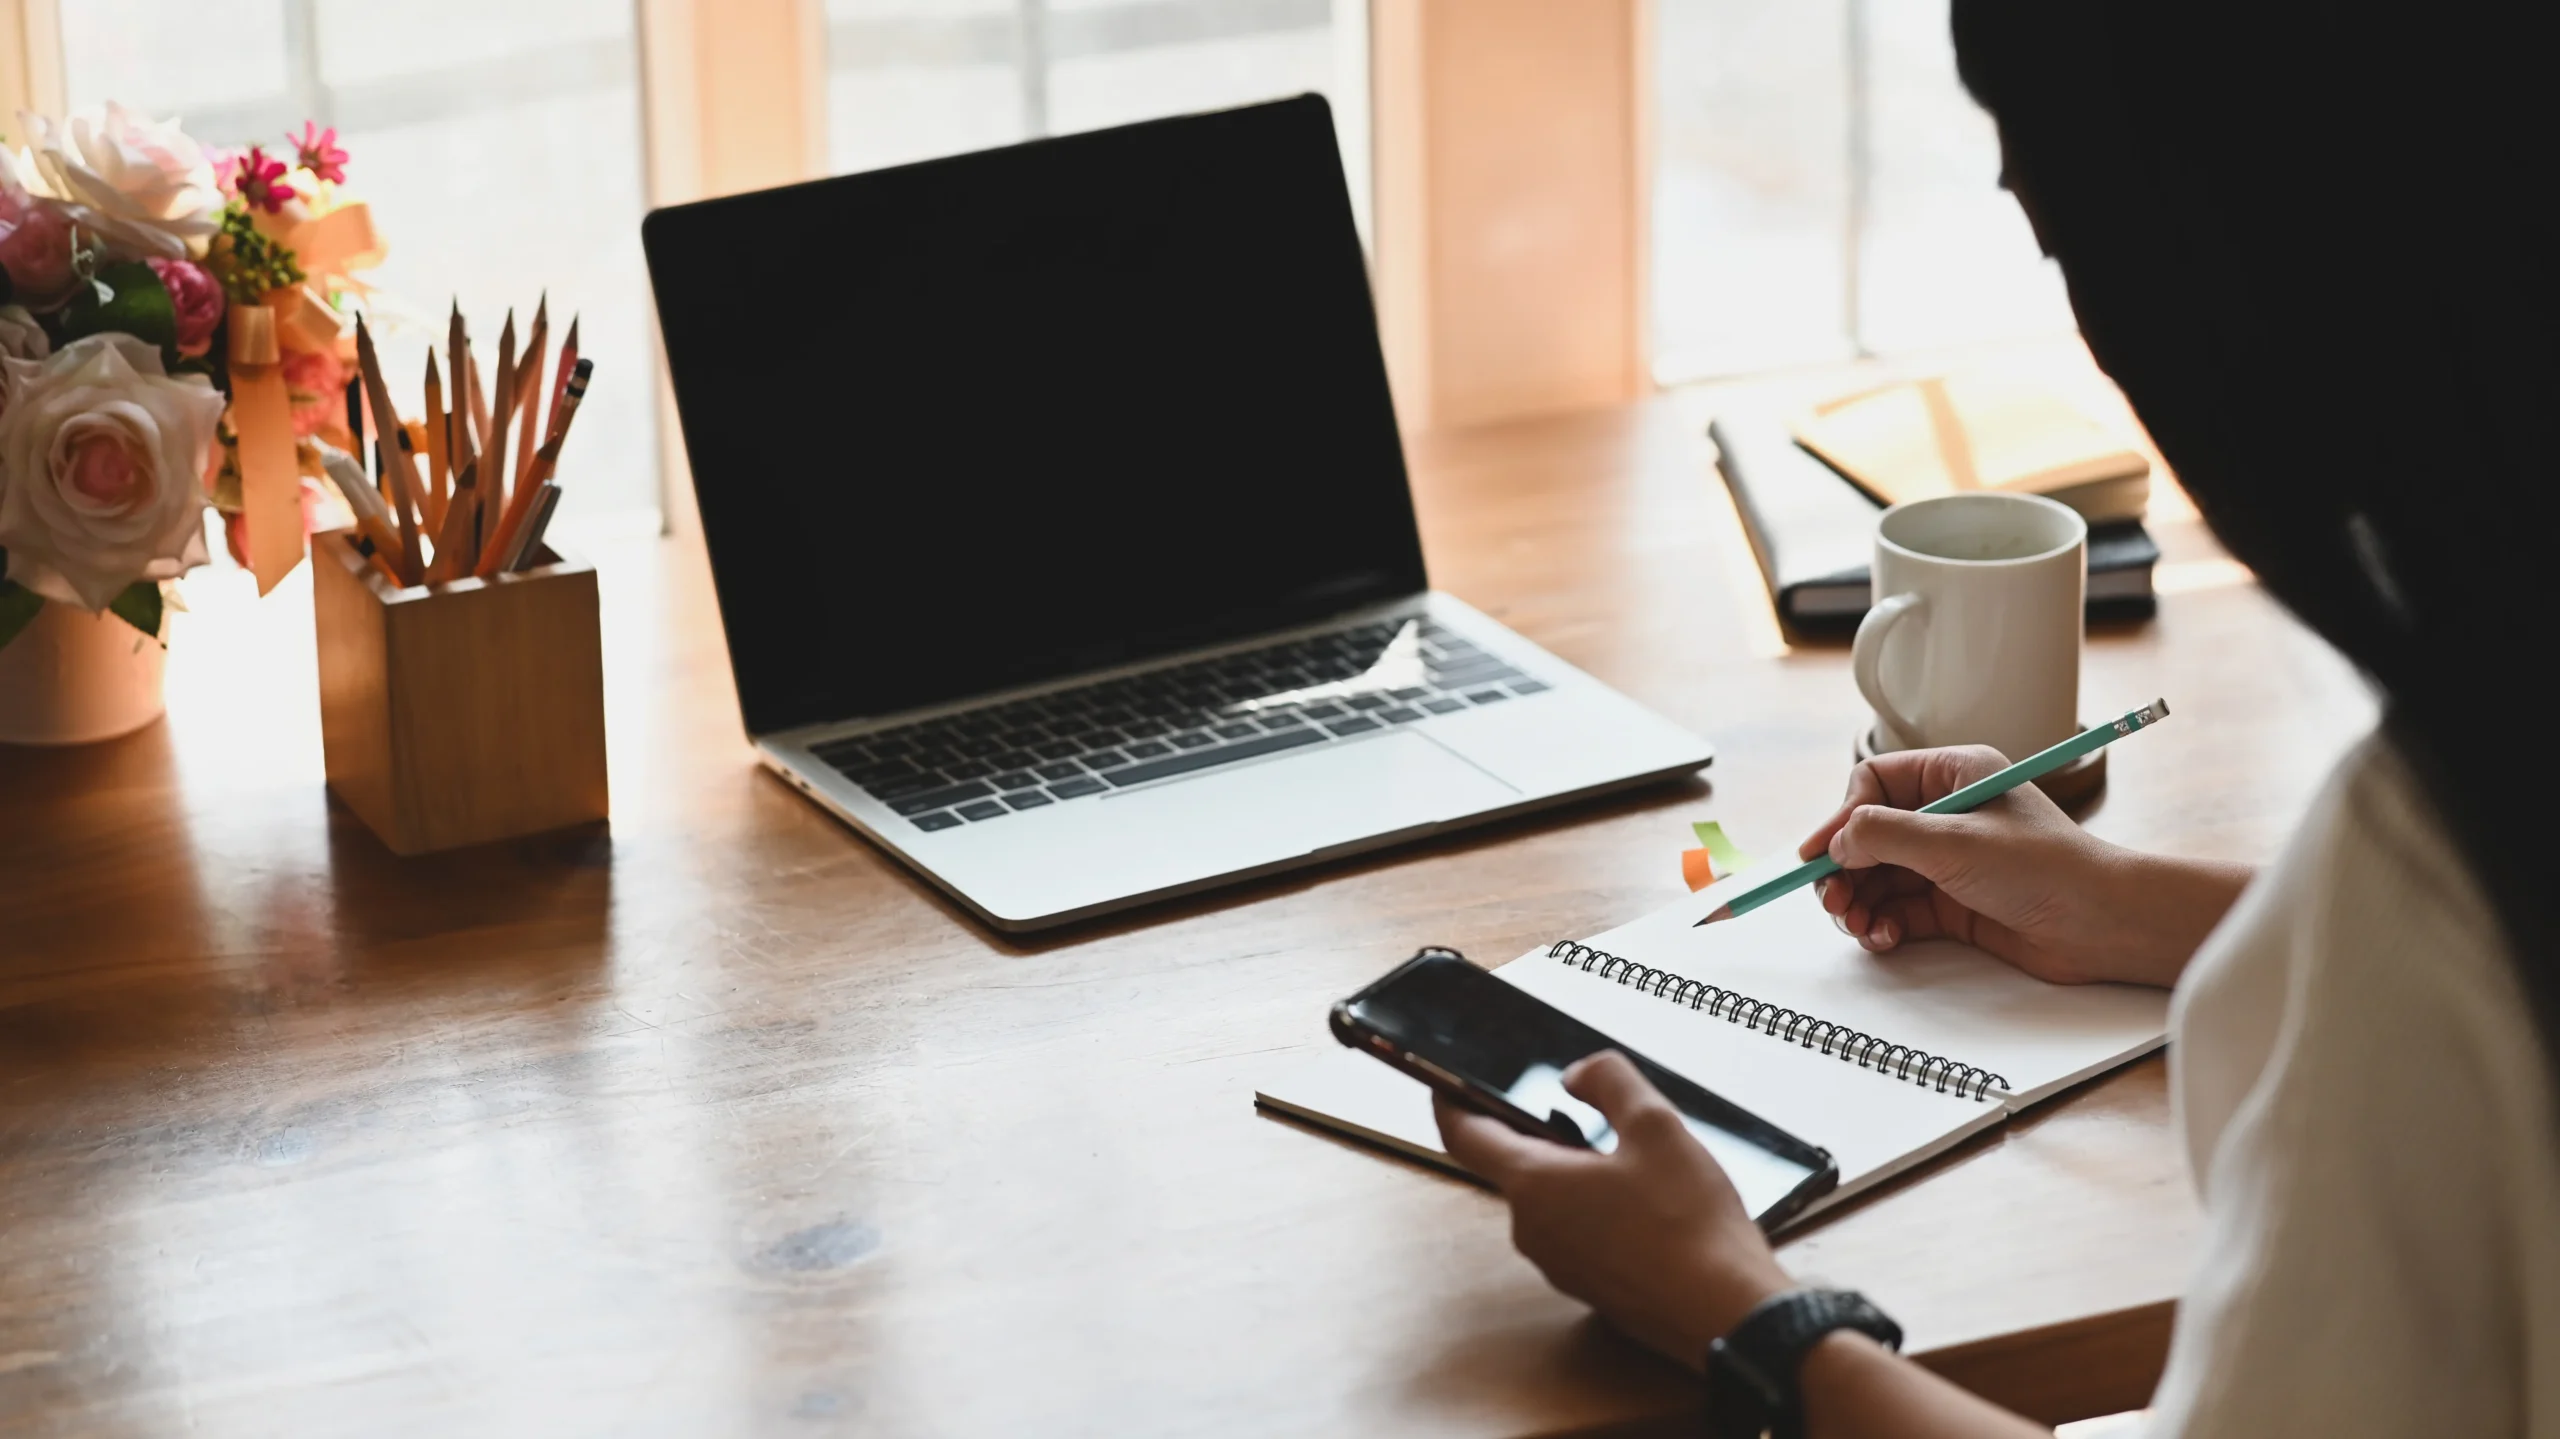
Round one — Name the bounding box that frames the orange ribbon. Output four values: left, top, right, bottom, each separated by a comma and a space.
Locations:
265, 281, 349, 356
287, 202, 386, 279
226, 306, 304, 595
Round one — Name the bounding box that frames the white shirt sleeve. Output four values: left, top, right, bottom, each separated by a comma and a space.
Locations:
2149, 743, 2560, 1437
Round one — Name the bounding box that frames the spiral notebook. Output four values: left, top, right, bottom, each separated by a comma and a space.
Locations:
1255, 880, 2170, 1223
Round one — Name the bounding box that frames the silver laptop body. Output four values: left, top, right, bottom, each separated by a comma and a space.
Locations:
760, 590, 1708, 929
645, 96, 1711, 931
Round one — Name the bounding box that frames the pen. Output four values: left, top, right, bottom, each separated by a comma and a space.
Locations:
1696, 698, 2173, 926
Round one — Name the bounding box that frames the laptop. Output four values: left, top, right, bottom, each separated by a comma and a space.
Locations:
641, 95, 1712, 931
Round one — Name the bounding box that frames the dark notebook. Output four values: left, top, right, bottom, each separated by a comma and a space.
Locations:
1709, 408, 2159, 632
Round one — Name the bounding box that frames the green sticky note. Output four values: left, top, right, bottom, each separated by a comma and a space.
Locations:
1691, 821, 1752, 874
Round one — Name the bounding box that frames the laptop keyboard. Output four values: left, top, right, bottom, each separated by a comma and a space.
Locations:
805, 617, 1554, 831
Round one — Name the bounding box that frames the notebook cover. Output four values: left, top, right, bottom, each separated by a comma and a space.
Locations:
1789, 374, 2151, 522
1710, 408, 2159, 634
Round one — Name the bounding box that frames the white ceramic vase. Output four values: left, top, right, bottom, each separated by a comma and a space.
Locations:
0, 600, 168, 746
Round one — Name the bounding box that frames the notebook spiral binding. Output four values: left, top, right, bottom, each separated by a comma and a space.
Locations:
1548, 940, 2011, 1101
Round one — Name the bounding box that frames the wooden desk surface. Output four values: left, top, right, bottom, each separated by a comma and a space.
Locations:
1, 372, 2371, 1436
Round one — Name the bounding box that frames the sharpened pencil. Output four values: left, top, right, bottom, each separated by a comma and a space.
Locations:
1695, 699, 2174, 926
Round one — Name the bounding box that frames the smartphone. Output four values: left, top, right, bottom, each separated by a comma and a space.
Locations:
1332, 948, 1839, 1228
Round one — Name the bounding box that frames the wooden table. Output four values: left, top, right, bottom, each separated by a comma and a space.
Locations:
0, 366, 2372, 1436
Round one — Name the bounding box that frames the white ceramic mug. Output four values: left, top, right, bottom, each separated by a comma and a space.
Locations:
1852, 492, 2086, 763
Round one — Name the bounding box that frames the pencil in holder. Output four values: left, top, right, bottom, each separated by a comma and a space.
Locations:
313, 528, 609, 855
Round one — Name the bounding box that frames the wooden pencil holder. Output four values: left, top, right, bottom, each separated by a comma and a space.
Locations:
313, 529, 609, 855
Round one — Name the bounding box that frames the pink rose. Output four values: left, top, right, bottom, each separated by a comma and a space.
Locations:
0, 333, 226, 609
145, 257, 224, 358
0, 183, 81, 312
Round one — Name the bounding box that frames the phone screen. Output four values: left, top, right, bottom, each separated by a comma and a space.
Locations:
1336, 951, 1833, 1224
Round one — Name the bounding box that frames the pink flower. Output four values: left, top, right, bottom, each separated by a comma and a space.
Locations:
0, 155, 82, 311
290, 122, 348, 186
0, 333, 226, 610
145, 257, 224, 358
64, 425, 146, 510
281, 346, 351, 440
229, 146, 295, 215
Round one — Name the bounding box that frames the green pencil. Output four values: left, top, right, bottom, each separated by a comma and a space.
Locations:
1695, 698, 2172, 926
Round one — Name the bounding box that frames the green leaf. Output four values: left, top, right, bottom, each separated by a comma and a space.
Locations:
107, 580, 163, 640
60, 260, 178, 353
0, 578, 42, 652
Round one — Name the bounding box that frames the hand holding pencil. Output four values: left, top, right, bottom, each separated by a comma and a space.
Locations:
1782, 735, 2254, 991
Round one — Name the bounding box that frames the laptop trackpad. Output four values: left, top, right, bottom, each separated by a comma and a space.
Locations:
1091, 732, 1511, 875
939, 734, 1516, 921
1125, 729, 1509, 841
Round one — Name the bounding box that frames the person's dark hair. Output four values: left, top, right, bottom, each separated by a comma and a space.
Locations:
1950, 2, 2560, 1078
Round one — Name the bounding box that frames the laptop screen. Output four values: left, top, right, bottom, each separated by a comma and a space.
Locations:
644, 96, 1426, 737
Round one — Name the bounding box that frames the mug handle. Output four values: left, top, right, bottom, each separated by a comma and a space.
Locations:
1852, 591, 1926, 750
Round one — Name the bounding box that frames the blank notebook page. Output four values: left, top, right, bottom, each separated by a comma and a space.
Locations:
1495, 952, 2006, 1202
1256, 884, 2170, 1218
1575, 884, 2170, 1106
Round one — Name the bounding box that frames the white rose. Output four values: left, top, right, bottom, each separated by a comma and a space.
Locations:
0, 353, 38, 434
0, 302, 45, 424
17, 104, 222, 260
0, 304, 48, 362
0, 332, 224, 610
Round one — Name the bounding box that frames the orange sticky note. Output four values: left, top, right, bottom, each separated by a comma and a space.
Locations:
1681, 847, 1719, 891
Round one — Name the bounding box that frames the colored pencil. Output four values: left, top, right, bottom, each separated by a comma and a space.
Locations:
499, 483, 560, 572
514, 297, 547, 501
477, 358, 589, 579
431, 457, 481, 583
353, 317, 427, 584
465, 345, 492, 461
318, 444, 409, 583
547, 315, 579, 444
423, 352, 449, 532
1695, 699, 2174, 926
482, 312, 518, 553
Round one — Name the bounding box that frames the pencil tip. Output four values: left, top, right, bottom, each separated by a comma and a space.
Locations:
1694, 906, 1731, 928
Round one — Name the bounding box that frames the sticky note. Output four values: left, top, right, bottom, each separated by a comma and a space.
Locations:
1691, 821, 1753, 874
1681, 847, 1719, 891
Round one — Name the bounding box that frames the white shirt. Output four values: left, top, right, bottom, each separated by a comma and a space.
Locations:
2150, 735, 2560, 1435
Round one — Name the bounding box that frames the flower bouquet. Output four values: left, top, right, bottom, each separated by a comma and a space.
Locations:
0, 103, 389, 667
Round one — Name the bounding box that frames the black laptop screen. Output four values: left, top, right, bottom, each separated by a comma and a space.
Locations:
644, 96, 1425, 736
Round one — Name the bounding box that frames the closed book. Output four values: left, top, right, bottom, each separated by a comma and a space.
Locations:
1711, 408, 2158, 633
1790, 373, 2151, 526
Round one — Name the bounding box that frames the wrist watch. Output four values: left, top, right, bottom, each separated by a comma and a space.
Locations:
1704, 1288, 1903, 1439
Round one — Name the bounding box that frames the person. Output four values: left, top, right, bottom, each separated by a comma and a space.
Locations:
1436, 4, 2560, 1435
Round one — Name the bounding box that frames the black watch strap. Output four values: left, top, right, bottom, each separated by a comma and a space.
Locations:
1705, 1289, 1903, 1439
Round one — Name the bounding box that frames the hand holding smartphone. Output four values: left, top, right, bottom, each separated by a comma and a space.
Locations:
1332, 948, 1839, 1228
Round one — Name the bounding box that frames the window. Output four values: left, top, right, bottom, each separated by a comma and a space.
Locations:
825, 0, 1370, 238
58, 0, 662, 535
1651, 0, 2070, 382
